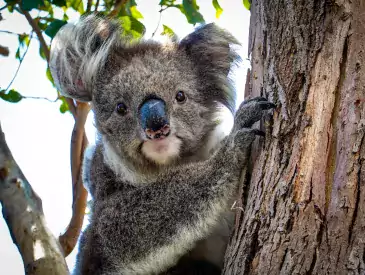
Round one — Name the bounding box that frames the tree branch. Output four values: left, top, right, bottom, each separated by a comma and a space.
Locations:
21, 8, 50, 62
4, 31, 33, 92
0, 4, 7, 11
0, 123, 69, 275
59, 103, 90, 256
18, 3, 90, 258
109, 0, 128, 17
86, 0, 92, 13
94, 0, 100, 12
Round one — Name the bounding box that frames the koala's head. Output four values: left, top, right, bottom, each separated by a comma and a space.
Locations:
50, 15, 239, 167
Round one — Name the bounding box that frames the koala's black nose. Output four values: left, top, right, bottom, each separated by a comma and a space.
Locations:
139, 99, 170, 139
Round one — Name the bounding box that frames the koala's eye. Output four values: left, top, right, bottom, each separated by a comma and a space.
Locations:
116, 103, 128, 115
175, 91, 187, 103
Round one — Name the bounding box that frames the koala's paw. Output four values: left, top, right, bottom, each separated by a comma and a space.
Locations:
234, 97, 276, 129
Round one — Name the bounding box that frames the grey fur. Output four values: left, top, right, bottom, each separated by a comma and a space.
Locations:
50, 15, 275, 275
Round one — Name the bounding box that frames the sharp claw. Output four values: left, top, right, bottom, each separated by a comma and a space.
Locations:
251, 129, 265, 137
258, 102, 277, 110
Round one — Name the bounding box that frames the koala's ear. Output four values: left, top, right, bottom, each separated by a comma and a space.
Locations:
178, 23, 240, 76
50, 15, 122, 102
179, 24, 240, 112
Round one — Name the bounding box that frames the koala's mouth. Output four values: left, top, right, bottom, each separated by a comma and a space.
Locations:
145, 126, 171, 140
141, 134, 182, 165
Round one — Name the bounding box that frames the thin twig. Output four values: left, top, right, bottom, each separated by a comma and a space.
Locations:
0, 30, 39, 40
20, 6, 77, 117
4, 31, 33, 92
22, 95, 58, 102
151, 6, 168, 38
20, 7, 50, 62
94, 0, 100, 11
0, 30, 24, 35
86, 0, 92, 13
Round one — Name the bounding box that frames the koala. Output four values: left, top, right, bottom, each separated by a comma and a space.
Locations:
50, 15, 275, 275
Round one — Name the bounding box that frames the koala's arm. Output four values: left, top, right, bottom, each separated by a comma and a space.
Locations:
75, 98, 275, 275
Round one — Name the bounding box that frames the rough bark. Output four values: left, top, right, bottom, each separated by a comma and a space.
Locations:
0, 124, 69, 275
224, 0, 365, 274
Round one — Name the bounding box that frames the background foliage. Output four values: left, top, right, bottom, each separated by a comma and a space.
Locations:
0, 0, 250, 113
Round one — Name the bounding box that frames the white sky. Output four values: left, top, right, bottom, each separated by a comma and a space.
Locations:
0, 1, 250, 273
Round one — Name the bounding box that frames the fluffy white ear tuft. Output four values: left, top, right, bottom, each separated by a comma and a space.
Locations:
178, 24, 241, 113
49, 15, 122, 102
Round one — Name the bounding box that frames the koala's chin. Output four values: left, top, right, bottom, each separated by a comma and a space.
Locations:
141, 135, 182, 165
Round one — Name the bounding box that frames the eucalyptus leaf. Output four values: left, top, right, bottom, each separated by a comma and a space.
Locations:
21, 0, 45, 11
15, 48, 20, 60
46, 67, 55, 87
212, 0, 223, 18
159, 0, 175, 6
39, 46, 47, 60
182, 0, 204, 25
68, 0, 84, 13
0, 89, 23, 103
59, 97, 69, 113
243, 0, 251, 10
130, 6, 143, 19
45, 19, 67, 38
51, 0, 67, 7
161, 25, 175, 38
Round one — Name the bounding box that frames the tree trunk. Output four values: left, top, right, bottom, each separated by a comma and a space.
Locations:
224, 0, 365, 274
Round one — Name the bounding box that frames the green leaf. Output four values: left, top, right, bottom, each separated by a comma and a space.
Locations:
103, 0, 114, 10
243, 0, 251, 10
5, 0, 17, 12
68, 0, 84, 13
21, 0, 45, 11
212, 0, 223, 18
130, 6, 143, 19
181, 0, 204, 25
130, 17, 145, 36
18, 34, 30, 48
63, 13, 69, 21
118, 15, 145, 39
51, 0, 67, 7
46, 67, 55, 87
126, 0, 137, 8
39, 46, 47, 60
38, 1, 54, 15
161, 25, 175, 38
37, 20, 49, 31
0, 89, 23, 103
119, 16, 132, 31
59, 97, 69, 113
45, 19, 67, 38
159, 0, 175, 6
15, 48, 21, 60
